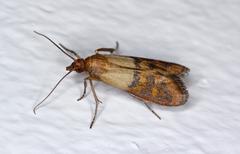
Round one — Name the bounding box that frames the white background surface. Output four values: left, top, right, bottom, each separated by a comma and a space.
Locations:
1, 0, 240, 154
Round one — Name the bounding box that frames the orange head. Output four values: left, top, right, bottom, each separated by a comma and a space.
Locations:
66, 58, 85, 73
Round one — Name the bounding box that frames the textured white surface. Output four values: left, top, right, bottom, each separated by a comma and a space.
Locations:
1, 0, 240, 153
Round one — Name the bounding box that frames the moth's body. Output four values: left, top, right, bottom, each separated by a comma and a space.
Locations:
34, 31, 190, 128
84, 54, 189, 106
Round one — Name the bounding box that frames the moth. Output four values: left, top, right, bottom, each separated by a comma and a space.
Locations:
33, 31, 190, 128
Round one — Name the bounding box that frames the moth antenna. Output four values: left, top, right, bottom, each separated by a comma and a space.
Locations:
33, 71, 72, 114
33, 31, 75, 60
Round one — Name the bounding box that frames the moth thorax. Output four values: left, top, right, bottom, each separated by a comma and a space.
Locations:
66, 59, 85, 73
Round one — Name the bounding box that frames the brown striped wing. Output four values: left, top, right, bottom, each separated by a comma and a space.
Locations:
105, 54, 190, 76
85, 54, 189, 106
127, 70, 188, 106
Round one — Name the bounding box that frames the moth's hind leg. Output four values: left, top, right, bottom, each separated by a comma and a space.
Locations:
95, 41, 119, 54
144, 103, 161, 120
130, 94, 161, 120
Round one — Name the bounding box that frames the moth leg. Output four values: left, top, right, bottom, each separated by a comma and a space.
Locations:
130, 94, 161, 120
59, 43, 81, 59
144, 103, 161, 120
95, 41, 119, 54
88, 78, 102, 129
77, 77, 88, 101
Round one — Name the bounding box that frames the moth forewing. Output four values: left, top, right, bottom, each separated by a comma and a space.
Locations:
102, 54, 189, 76
84, 54, 189, 106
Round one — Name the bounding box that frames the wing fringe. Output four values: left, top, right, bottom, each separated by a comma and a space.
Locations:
170, 75, 189, 104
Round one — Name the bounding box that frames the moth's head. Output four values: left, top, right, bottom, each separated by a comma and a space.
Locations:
66, 58, 85, 73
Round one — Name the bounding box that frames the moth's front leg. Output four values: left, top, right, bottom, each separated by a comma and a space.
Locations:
59, 43, 80, 59
77, 77, 89, 101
